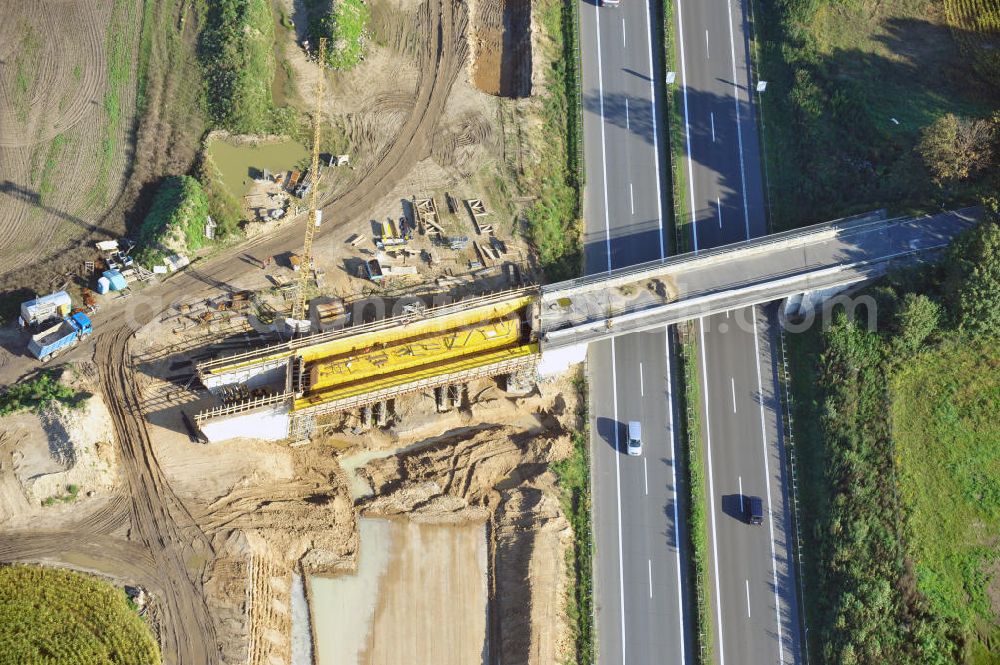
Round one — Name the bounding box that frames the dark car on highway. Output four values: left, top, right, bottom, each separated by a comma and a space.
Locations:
745, 495, 764, 525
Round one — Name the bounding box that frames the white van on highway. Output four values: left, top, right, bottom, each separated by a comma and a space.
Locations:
626, 421, 642, 456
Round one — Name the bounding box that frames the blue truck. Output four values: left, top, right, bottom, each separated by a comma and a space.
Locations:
28, 312, 93, 361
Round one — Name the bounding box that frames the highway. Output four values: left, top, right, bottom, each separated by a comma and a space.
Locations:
579, 0, 694, 663
582, 0, 802, 659
672, 0, 802, 660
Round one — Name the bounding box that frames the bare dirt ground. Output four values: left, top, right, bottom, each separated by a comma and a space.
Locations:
0, 0, 206, 309
0, 0, 568, 661
0, 0, 142, 283
469, 0, 533, 97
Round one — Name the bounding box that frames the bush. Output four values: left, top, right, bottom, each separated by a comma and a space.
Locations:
918, 113, 998, 184
0, 372, 79, 416
944, 216, 1000, 335
892, 292, 941, 353
136, 176, 211, 261
201, 0, 277, 133
196, 155, 244, 239
0, 565, 160, 664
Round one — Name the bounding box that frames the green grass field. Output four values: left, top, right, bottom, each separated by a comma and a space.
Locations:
0, 565, 160, 665
893, 338, 1000, 663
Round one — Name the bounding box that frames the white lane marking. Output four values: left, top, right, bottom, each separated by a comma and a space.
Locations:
751, 307, 786, 664
675, 0, 699, 252
705, 29, 710, 59
738, 475, 743, 497
649, 559, 654, 598
625, 97, 630, 129
610, 340, 627, 663
644, 457, 649, 494
746, 579, 751, 618
630, 182, 635, 215
725, 0, 751, 240
639, 361, 644, 396
595, 5, 613, 273
731, 376, 737, 413
666, 331, 687, 665
698, 319, 726, 665
642, 0, 666, 258
622, 16, 627, 48
717, 196, 722, 229
710, 112, 716, 142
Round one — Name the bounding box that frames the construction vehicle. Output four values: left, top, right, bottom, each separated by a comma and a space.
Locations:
28, 312, 92, 361
288, 37, 327, 334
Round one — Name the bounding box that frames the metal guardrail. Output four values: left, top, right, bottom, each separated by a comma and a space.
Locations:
542, 210, 890, 296
777, 323, 810, 665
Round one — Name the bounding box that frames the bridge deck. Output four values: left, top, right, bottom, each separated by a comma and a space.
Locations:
540, 208, 980, 346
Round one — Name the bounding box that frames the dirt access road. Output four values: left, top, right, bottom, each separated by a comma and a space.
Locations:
0, 0, 468, 662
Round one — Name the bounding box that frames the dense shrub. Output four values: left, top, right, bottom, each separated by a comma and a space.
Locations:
136, 176, 211, 263
308, 0, 371, 70
790, 216, 1000, 662
196, 155, 244, 239
0, 372, 80, 416
201, 0, 277, 133
944, 216, 1000, 336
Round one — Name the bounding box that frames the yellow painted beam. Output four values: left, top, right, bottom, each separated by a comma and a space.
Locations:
308, 315, 521, 391
293, 343, 538, 410
297, 295, 533, 364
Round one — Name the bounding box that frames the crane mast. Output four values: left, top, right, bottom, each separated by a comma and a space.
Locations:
290, 37, 327, 327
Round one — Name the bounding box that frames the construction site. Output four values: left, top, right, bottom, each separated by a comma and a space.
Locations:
0, 0, 578, 662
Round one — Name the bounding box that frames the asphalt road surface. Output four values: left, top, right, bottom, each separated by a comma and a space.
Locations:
579, 0, 695, 662
672, 0, 803, 660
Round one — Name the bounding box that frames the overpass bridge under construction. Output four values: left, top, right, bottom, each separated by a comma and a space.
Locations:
192, 207, 979, 442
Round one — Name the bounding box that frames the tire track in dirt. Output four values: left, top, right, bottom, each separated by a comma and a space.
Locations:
95, 323, 219, 665
1, 1, 469, 662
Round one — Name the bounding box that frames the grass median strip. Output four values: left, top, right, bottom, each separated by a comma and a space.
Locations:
678, 325, 711, 664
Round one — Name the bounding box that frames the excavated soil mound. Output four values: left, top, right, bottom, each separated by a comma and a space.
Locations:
470, 0, 532, 97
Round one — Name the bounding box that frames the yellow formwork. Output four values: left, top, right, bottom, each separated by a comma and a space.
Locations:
308, 314, 521, 391
297, 295, 533, 364
294, 343, 538, 410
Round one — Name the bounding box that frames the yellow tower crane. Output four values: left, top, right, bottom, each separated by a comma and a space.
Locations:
290, 37, 327, 330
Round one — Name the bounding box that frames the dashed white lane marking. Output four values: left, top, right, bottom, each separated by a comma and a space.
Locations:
731, 376, 737, 413
717, 196, 722, 229
705, 29, 710, 59
630, 183, 635, 215
711, 112, 716, 142
644, 457, 649, 495
746, 579, 751, 618
625, 97, 630, 129
649, 559, 654, 598
639, 361, 644, 395
666, 332, 687, 665
725, 0, 751, 240
622, 16, 627, 48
